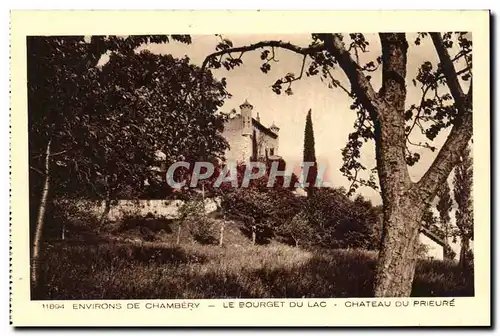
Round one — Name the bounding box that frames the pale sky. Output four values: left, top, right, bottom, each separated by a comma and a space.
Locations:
130, 33, 470, 206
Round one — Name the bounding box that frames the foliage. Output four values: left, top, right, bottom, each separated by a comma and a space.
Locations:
276, 211, 315, 248
29, 32, 475, 297
302, 188, 379, 249
436, 180, 455, 259
189, 217, 219, 245
202, 33, 471, 195
415, 243, 430, 260
28, 35, 230, 205
453, 144, 474, 267
178, 196, 206, 222
177, 198, 218, 245
221, 186, 303, 245
422, 204, 443, 239
203, 158, 299, 195
453, 145, 473, 240
437, 181, 453, 228
28, 36, 186, 197
222, 182, 379, 249
45, 199, 103, 239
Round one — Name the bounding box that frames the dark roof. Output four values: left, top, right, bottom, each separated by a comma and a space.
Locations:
420, 227, 446, 247
252, 118, 278, 139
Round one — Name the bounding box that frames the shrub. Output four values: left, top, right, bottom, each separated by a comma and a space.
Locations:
177, 197, 219, 245
221, 185, 379, 249
190, 217, 218, 245
277, 211, 315, 248
47, 198, 102, 239
301, 188, 379, 249
221, 187, 303, 244
178, 198, 205, 222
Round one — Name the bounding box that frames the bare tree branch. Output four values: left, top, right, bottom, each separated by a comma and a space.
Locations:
31, 149, 69, 159
320, 34, 380, 116
435, 65, 472, 83
406, 84, 433, 138
324, 66, 353, 97
416, 33, 473, 201
201, 40, 325, 72
430, 33, 469, 113
278, 55, 307, 92
30, 166, 46, 176
201, 34, 380, 116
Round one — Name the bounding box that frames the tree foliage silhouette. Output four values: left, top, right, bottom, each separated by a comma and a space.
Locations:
453, 144, 474, 268
436, 180, 455, 260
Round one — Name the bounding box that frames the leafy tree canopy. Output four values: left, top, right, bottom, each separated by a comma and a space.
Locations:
28, 36, 230, 201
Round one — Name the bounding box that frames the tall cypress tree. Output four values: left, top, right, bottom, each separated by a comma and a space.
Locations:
437, 180, 454, 260
252, 129, 258, 160
453, 144, 474, 268
303, 109, 317, 195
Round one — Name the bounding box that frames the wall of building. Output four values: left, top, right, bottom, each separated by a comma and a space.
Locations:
255, 128, 279, 158
223, 116, 252, 163
68, 198, 220, 222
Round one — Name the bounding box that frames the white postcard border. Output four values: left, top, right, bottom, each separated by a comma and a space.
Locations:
9, 10, 491, 327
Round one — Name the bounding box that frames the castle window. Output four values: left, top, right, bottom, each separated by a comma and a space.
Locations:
269, 148, 274, 156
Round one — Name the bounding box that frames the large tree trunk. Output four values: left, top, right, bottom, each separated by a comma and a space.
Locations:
372, 33, 473, 296
176, 225, 182, 245
219, 221, 225, 247
371, 34, 425, 297
31, 139, 52, 288
374, 197, 424, 296
99, 176, 111, 225
319, 33, 473, 297
459, 237, 471, 268
443, 224, 453, 260
99, 197, 111, 225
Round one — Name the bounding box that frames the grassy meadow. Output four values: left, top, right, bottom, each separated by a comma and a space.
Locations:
33, 217, 474, 300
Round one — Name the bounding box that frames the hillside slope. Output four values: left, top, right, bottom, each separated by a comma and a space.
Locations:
35, 238, 473, 300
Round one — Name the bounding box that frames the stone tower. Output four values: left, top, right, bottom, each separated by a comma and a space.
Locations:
269, 122, 280, 157
240, 99, 253, 136
269, 122, 280, 134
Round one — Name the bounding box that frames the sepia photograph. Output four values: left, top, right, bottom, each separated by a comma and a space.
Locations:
10, 10, 490, 327
27, 31, 474, 300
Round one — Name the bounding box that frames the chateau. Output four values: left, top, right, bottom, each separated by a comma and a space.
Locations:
222, 100, 280, 163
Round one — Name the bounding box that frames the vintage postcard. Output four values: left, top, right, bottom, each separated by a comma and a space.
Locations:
10, 10, 490, 327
